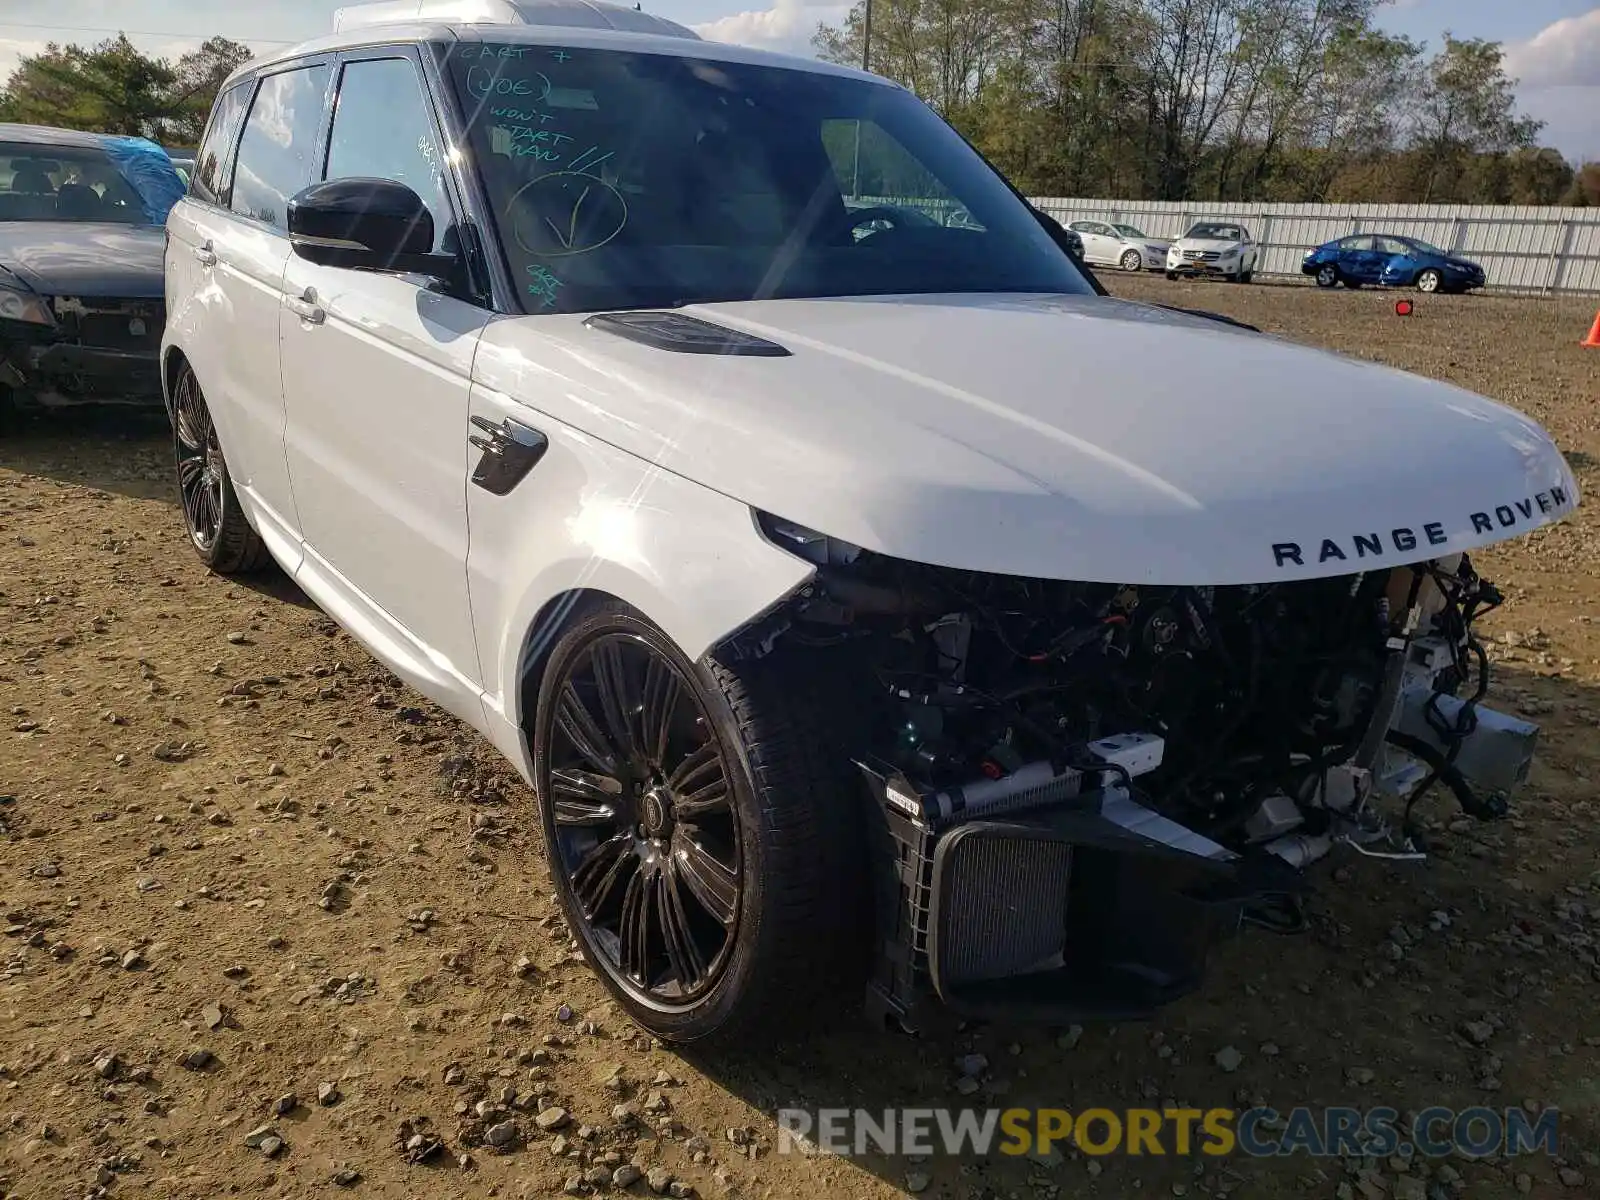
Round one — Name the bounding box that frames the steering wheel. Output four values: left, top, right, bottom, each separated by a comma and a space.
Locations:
844, 205, 914, 241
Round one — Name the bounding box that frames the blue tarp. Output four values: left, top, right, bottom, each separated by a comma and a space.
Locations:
100, 136, 186, 225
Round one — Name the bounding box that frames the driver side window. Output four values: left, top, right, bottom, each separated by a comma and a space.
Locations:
325, 56, 452, 251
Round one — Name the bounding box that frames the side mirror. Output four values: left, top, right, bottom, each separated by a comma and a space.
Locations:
288, 178, 459, 284
1034, 210, 1079, 256
1030, 206, 1107, 296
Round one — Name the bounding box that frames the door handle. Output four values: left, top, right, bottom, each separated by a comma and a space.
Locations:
288, 288, 325, 325
193, 242, 217, 267
469, 414, 548, 496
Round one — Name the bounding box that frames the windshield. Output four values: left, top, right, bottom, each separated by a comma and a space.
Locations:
1186, 222, 1243, 241
443, 45, 1092, 314
1112, 224, 1147, 239
0, 139, 182, 225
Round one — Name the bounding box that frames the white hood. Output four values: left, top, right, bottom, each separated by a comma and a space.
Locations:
474, 293, 1577, 585
1174, 237, 1241, 253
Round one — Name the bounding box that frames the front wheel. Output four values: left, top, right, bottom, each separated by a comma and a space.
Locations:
172, 365, 271, 574
1119, 249, 1143, 273
1417, 269, 1442, 294
1315, 265, 1339, 288
1165, 270, 1179, 281
1239, 270, 1254, 284
532, 602, 867, 1045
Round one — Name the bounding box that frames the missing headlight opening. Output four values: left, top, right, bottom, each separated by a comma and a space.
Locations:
734, 513, 1533, 1030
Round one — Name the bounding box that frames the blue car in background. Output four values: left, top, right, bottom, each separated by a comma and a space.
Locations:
1302, 234, 1487, 294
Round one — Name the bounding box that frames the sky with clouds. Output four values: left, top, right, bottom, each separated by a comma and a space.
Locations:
1, 0, 1596, 161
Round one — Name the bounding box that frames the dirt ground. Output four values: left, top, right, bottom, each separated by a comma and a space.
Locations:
2, 277, 1599, 1200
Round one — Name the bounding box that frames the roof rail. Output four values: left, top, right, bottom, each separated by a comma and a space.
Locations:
332, 0, 700, 38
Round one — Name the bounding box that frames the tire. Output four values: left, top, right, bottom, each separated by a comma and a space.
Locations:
1315, 265, 1339, 288
1165, 270, 1179, 281
0, 386, 14, 436
1119, 249, 1143, 273
171, 364, 271, 574
1345, 280, 1363, 290
532, 601, 868, 1045
1417, 269, 1441, 294
1239, 270, 1254, 284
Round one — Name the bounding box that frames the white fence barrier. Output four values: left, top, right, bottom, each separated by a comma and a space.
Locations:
1026, 199, 1600, 294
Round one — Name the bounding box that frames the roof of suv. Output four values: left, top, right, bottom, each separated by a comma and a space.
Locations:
231, 0, 876, 87
333, 0, 697, 37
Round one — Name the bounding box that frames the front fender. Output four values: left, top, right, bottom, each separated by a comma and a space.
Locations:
465, 384, 814, 779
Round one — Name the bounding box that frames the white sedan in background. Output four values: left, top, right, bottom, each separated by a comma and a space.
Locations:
1166, 220, 1260, 283
1068, 219, 1172, 271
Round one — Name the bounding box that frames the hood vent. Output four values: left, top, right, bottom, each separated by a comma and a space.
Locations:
584, 311, 791, 357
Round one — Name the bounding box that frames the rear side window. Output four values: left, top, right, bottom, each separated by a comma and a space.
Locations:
193, 82, 251, 205
325, 57, 452, 250
231, 64, 332, 230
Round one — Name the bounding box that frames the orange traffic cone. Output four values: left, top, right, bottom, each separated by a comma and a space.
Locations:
1585, 312, 1600, 348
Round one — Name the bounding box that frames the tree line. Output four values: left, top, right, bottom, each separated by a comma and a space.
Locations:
2, 16, 1597, 208
0, 35, 254, 147
814, 0, 1600, 206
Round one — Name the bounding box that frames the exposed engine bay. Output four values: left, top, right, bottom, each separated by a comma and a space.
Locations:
733, 513, 1540, 1028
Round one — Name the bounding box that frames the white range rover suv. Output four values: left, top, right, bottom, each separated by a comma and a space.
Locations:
164, 0, 1577, 1044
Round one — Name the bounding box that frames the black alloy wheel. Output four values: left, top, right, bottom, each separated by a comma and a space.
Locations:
170, 365, 270, 573
543, 630, 742, 1009
533, 601, 871, 1044
174, 369, 224, 553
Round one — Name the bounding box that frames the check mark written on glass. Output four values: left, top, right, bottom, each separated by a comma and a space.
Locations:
545, 183, 595, 251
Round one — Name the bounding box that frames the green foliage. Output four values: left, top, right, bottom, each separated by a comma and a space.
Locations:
0, 35, 252, 146
1565, 163, 1600, 208
815, 0, 1584, 205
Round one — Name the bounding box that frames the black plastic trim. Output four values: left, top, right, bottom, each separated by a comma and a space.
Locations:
1155, 304, 1262, 333
585, 311, 791, 357
469, 413, 549, 496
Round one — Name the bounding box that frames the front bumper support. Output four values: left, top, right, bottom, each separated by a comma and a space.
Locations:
860, 760, 1298, 1032
1, 338, 162, 407
1392, 690, 1538, 796
1, 297, 165, 408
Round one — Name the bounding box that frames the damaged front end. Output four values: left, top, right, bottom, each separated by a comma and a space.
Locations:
0, 292, 165, 411
724, 513, 1538, 1032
